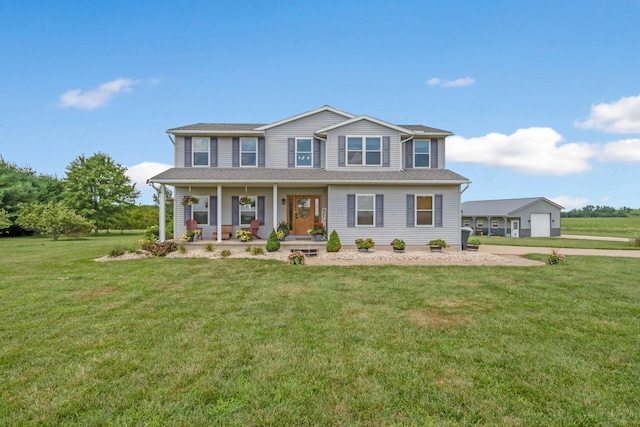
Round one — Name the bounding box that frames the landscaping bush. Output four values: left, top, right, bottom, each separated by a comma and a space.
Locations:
326, 230, 342, 252
266, 229, 281, 252
141, 241, 178, 257
220, 249, 231, 258
109, 244, 127, 257
633, 236, 640, 247
546, 249, 566, 265
204, 243, 214, 252
252, 246, 265, 255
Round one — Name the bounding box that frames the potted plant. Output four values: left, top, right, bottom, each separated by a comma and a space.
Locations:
467, 238, 481, 251
391, 238, 405, 253
277, 221, 289, 240
235, 229, 253, 242
182, 195, 199, 206
428, 239, 447, 252
355, 238, 375, 252
288, 250, 306, 265
239, 196, 252, 205
307, 222, 327, 241
180, 229, 200, 242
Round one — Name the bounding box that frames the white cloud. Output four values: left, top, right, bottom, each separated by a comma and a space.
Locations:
575, 94, 640, 133
126, 162, 172, 204
600, 138, 640, 162
426, 77, 475, 88
448, 127, 597, 175
551, 195, 591, 210
59, 78, 140, 110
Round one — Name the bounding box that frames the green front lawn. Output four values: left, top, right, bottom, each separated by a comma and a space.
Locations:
1, 235, 639, 425
475, 235, 639, 250
562, 216, 640, 238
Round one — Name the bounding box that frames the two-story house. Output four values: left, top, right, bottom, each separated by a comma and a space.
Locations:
149, 105, 470, 246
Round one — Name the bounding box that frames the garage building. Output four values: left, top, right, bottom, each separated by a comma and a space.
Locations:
461, 197, 563, 238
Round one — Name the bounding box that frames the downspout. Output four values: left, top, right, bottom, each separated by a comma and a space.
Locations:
166, 132, 175, 145
400, 135, 413, 171
460, 183, 470, 194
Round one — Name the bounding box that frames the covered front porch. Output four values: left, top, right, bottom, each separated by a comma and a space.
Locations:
155, 183, 328, 242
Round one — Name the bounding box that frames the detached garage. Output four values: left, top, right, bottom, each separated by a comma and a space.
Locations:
461, 197, 563, 238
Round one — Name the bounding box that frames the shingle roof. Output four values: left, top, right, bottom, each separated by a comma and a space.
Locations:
167, 123, 264, 132
400, 125, 451, 134
149, 168, 470, 185
461, 197, 563, 216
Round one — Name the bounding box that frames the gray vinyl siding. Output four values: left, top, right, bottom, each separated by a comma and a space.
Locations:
328, 184, 462, 246
263, 110, 349, 169
326, 122, 401, 171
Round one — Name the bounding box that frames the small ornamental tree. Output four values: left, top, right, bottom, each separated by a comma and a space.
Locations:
0, 208, 11, 231
17, 201, 93, 240
326, 230, 342, 252
266, 229, 281, 252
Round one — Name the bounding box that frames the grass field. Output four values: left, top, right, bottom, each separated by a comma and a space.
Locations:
1, 234, 639, 425
562, 216, 640, 238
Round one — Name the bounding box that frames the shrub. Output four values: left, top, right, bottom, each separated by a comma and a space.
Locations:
391, 238, 405, 250
252, 246, 265, 255
546, 249, 565, 265
204, 243, 214, 252
143, 225, 159, 242
109, 244, 127, 257
236, 229, 253, 242
141, 241, 178, 257
633, 237, 640, 247
429, 239, 448, 248
126, 243, 140, 253
220, 249, 231, 258
266, 229, 281, 252
355, 238, 375, 250
467, 238, 481, 246
178, 245, 186, 254
326, 230, 342, 253
288, 250, 305, 265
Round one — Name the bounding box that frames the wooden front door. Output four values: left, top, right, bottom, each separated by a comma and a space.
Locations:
289, 196, 319, 235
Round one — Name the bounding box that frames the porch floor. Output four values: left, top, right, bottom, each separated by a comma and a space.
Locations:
180, 235, 326, 249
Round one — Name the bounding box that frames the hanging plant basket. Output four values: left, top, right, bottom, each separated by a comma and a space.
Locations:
239, 196, 252, 205
182, 196, 199, 206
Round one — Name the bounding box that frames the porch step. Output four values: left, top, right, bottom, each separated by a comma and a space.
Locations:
291, 247, 318, 257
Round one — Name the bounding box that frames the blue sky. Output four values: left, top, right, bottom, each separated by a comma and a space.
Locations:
1, 0, 639, 208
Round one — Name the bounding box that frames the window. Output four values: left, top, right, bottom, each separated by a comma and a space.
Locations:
463, 219, 470, 227
492, 219, 499, 228
414, 140, 430, 168
296, 138, 312, 167
347, 136, 381, 165
193, 137, 209, 166
476, 220, 484, 227
239, 196, 257, 226
240, 138, 257, 166
356, 195, 375, 226
415, 195, 433, 226
192, 197, 209, 225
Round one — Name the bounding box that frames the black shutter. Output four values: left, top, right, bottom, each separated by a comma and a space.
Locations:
375, 194, 384, 227
435, 194, 443, 227
231, 196, 239, 226
288, 138, 295, 168
347, 194, 355, 227
382, 136, 390, 167
338, 136, 346, 167
431, 139, 438, 169
232, 138, 239, 167
313, 138, 321, 168
405, 140, 413, 169
258, 137, 265, 167
258, 196, 265, 225
210, 137, 218, 167
209, 196, 217, 226
406, 194, 415, 227
184, 136, 192, 167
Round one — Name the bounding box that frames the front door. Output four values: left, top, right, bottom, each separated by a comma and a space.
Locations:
289, 196, 319, 235
511, 220, 520, 238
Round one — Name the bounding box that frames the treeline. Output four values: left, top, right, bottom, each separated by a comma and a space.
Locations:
562, 205, 640, 218
0, 154, 169, 239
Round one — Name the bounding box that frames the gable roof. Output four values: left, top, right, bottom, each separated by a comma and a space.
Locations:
400, 125, 453, 135
253, 105, 355, 131
461, 197, 564, 216
315, 115, 413, 135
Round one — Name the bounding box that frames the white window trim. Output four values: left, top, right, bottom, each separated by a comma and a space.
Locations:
295, 137, 313, 168
240, 137, 258, 167
491, 220, 499, 228
239, 195, 258, 226
191, 195, 209, 225
356, 194, 376, 227
347, 135, 382, 166
476, 220, 484, 227
413, 139, 431, 169
415, 194, 434, 227
192, 137, 210, 167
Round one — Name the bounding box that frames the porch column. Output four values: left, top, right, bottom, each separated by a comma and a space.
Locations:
504, 216, 508, 237
159, 184, 166, 242
487, 216, 492, 236
216, 184, 222, 243
272, 184, 278, 231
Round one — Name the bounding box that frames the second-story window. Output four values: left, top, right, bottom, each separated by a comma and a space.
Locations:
347, 136, 381, 166
241, 138, 257, 167
414, 140, 430, 168
193, 137, 209, 166
296, 138, 312, 167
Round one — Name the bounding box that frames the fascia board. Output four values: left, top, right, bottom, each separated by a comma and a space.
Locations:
167, 130, 264, 136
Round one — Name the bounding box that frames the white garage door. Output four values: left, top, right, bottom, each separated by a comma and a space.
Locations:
531, 213, 551, 237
